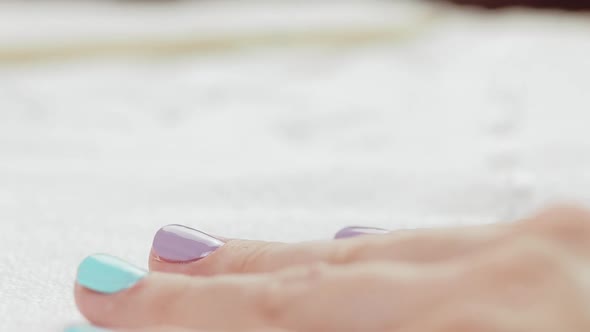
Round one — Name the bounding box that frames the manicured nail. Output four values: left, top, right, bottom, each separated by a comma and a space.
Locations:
152, 224, 224, 263
64, 325, 110, 332
77, 254, 146, 294
334, 226, 389, 239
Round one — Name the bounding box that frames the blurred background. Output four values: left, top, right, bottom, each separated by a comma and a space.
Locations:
0, 1, 589, 331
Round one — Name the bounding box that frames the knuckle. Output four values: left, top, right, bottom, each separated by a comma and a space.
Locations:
462, 239, 576, 312
235, 242, 276, 273
438, 314, 497, 332
481, 238, 569, 285
155, 278, 194, 322
514, 242, 563, 275
523, 205, 590, 246
526, 205, 590, 231
330, 240, 376, 264
255, 263, 329, 325
256, 282, 289, 325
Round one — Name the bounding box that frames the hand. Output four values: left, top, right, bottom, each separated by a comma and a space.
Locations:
71, 206, 590, 332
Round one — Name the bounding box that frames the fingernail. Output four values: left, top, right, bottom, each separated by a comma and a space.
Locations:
152, 224, 224, 263
77, 254, 146, 294
64, 325, 110, 332
334, 226, 389, 239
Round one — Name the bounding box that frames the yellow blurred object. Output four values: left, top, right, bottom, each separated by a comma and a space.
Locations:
0, 5, 439, 65
0, 22, 438, 64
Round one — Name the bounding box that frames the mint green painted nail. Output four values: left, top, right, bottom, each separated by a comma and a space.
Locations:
64, 325, 110, 332
77, 254, 146, 294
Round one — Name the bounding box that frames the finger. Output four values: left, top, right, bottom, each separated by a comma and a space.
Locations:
119, 328, 195, 332
118, 327, 286, 332
76, 254, 453, 331
65, 325, 197, 332
66, 325, 286, 332
149, 223, 511, 275
118, 328, 287, 332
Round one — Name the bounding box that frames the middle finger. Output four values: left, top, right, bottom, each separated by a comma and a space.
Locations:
149, 223, 510, 276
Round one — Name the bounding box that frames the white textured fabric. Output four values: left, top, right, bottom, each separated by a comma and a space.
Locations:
1, 2, 590, 331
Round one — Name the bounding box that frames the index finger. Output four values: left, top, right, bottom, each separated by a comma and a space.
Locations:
76, 255, 449, 331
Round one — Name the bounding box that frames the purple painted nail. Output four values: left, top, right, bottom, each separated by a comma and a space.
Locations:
152, 224, 224, 263
334, 226, 389, 239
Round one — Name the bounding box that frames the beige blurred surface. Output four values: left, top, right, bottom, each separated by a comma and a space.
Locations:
0, 1, 433, 63
1, 1, 590, 331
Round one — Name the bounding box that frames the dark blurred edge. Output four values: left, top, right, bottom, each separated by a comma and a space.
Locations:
119, 0, 589, 10
438, 0, 590, 10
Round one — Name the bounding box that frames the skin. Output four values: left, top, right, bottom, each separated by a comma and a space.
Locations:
75, 205, 590, 332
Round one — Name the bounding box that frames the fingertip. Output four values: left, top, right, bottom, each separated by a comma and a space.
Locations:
74, 283, 109, 327
74, 254, 148, 327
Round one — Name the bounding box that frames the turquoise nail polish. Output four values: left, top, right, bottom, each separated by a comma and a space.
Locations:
77, 254, 146, 294
64, 325, 110, 332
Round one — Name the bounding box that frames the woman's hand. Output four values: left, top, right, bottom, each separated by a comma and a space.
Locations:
71, 206, 590, 332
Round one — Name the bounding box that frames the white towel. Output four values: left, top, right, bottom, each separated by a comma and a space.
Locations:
0, 1, 589, 331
